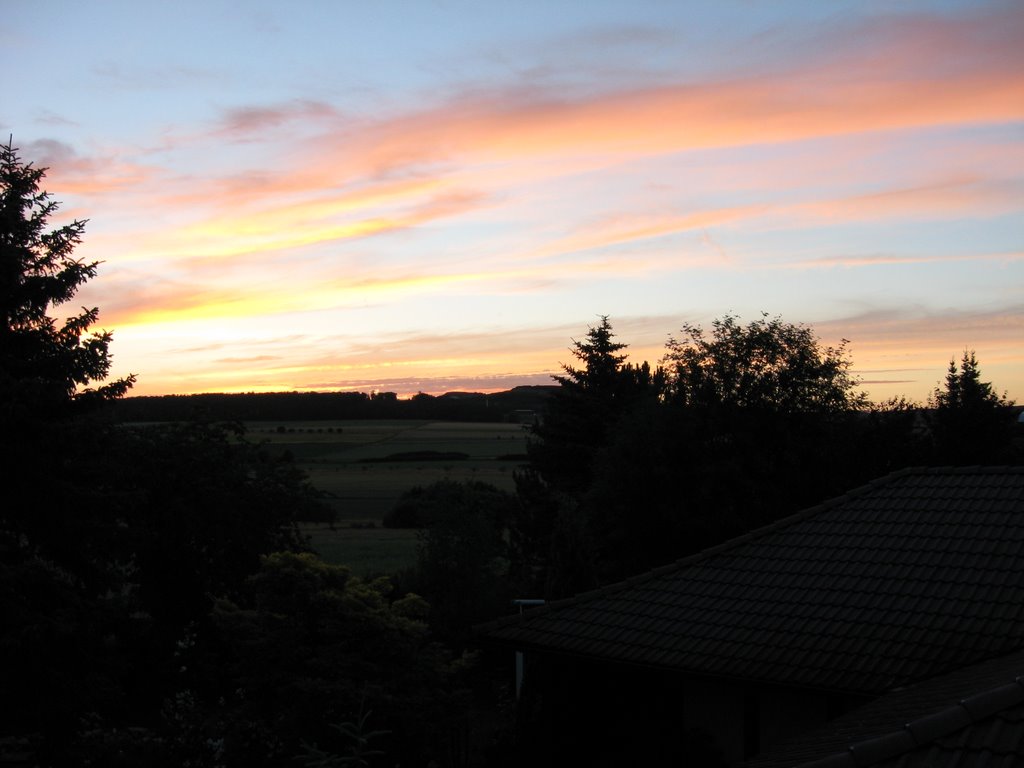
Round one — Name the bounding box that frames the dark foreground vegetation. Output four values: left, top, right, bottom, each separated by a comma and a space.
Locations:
2, 140, 1021, 766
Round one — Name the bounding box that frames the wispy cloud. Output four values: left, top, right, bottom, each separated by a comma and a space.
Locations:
92, 262, 510, 328
784, 250, 1024, 270
13, 3, 1022, 402
814, 304, 1024, 400
93, 60, 215, 91
24, 138, 155, 196
214, 100, 338, 140
525, 206, 762, 263
817, 305, 1024, 350
105, 186, 488, 265
778, 178, 1024, 227
214, 355, 282, 364
53, 5, 1023, 265
303, 9, 1024, 180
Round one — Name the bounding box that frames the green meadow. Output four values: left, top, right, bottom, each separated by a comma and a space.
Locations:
247, 420, 530, 574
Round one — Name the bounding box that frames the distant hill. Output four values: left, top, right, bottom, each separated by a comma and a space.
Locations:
109, 386, 559, 423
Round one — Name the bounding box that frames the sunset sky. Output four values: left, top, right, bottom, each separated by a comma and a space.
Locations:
3, 1, 1022, 402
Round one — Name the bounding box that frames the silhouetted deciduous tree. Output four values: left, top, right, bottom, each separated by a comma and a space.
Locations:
388, 480, 515, 644
860, 395, 931, 474
106, 421, 319, 626
663, 313, 865, 414
166, 552, 470, 767
583, 314, 871, 582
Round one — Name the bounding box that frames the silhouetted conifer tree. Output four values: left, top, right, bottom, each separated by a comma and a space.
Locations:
514, 317, 666, 595
0, 138, 134, 421
529, 316, 665, 495
1, 138, 137, 761
928, 350, 1016, 464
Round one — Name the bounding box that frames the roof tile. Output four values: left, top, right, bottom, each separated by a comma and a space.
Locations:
749, 651, 1024, 766
480, 467, 1024, 695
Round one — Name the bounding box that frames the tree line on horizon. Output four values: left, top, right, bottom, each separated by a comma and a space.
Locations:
110, 385, 558, 423
2, 138, 1020, 766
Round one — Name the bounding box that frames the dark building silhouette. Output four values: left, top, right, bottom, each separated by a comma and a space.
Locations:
480, 466, 1024, 765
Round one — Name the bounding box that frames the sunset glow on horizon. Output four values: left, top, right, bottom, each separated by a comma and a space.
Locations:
4, 1, 1022, 402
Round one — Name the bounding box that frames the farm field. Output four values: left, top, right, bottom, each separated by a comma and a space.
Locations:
248, 420, 531, 573
300, 525, 420, 577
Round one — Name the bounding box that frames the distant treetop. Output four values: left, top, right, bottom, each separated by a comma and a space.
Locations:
663, 313, 866, 414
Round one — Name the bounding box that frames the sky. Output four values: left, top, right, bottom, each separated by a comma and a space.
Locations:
3, 0, 1022, 402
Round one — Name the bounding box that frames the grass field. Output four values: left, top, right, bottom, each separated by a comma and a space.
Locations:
250, 420, 530, 573
299, 524, 420, 577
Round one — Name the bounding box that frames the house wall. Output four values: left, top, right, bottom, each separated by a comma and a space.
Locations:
518, 651, 865, 766
518, 654, 694, 765
681, 677, 864, 764
680, 677, 747, 762
756, 684, 862, 751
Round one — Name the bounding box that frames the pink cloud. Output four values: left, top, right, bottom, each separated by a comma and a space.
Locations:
779, 178, 1024, 227
307, 8, 1023, 181
784, 250, 1024, 270
50, 5, 1021, 280
24, 138, 154, 196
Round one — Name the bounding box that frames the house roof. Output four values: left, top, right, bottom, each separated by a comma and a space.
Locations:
479, 466, 1024, 695
746, 649, 1024, 768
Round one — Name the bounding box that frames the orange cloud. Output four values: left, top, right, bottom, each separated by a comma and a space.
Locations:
780, 178, 1024, 226
100, 273, 467, 328
117, 322, 579, 398
525, 205, 764, 263
103, 186, 487, 265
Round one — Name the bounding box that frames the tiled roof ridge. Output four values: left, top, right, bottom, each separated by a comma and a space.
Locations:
795, 675, 1024, 768
477, 466, 1024, 634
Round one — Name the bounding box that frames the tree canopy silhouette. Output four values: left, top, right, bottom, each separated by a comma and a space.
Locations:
663, 313, 865, 414
0, 141, 327, 764
929, 350, 1016, 464
0, 138, 134, 420
529, 316, 664, 495
514, 317, 665, 595
1, 139, 140, 579
516, 314, 885, 589
1, 139, 140, 761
